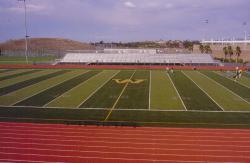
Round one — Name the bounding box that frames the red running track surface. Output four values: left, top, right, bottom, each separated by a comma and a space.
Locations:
0, 122, 250, 162
0, 64, 249, 71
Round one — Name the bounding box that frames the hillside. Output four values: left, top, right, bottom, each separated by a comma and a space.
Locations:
0, 38, 94, 51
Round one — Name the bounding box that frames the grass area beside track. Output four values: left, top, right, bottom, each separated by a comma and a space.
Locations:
184, 71, 250, 111
1, 106, 250, 128
0, 70, 68, 96
79, 70, 134, 108
169, 71, 221, 111
0, 70, 84, 106
0, 56, 55, 64
201, 71, 250, 102
150, 71, 185, 110
15, 70, 100, 107
115, 70, 150, 109
47, 70, 119, 108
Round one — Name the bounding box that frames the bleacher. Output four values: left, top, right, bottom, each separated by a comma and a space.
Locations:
60, 49, 218, 65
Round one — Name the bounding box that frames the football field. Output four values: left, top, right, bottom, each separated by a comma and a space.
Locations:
0, 68, 250, 127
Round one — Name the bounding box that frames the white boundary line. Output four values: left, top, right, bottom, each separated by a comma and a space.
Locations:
2, 104, 250, 113
148, 70, 151, 110
2, 137, 250, 149
11, 70, 88, 106
182, 71, 224, 111
198, 71, 250, 105
43, 70, 101, 107
77, 70, 120, 108
215, 71, 250, 89
1, 145, 250, 156
167, 72, 187, 111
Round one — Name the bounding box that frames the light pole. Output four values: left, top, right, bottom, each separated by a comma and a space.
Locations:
18, 0, 29, 64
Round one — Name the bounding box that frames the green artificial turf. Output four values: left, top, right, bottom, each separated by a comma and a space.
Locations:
0, 70, 83, 106
0, 69, 39, 82
202, 71, 250, 102
15, 70, 100, 107
169, 71, 221, 111
115, 70, 150, 109
0, 70, 69, 96
79, 70, 134, 108
47, 70, 119, 108
184, 71, 250, 111
150, 71, 185, 110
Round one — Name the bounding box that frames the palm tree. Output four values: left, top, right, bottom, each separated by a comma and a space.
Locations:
227, 46, 234, 61
199, 44, 204, 53
204, 45, 212, 54
235, 46, 241, 63
223, 47, 228, 62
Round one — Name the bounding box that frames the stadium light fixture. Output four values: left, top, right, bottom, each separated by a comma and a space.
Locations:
18, 0, 29, 64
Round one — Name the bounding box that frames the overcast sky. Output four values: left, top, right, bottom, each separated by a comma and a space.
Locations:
0, 0, 249, 42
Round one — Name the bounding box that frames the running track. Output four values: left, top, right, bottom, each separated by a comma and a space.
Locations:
0, 122, 250, 162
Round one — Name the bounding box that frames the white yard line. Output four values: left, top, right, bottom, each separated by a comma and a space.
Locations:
167, 73, 187, 111
182, 71, 224, 111
148, 70, 152, 110
43, 70, 100, 107
77, 70, 120, 108
198, 71, 250, 105
11, 71, 88, 106
215, 71, 250, 89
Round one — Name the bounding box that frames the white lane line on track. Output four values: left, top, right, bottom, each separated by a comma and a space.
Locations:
0, 148, 250, 159
1, 136, 250, 150
1, 128, 250, 139
182, 71, 224, 111
0, 159, 58, 163
0, 154, 207, 163
1, 133, 250, 144
1, 141, 250, 153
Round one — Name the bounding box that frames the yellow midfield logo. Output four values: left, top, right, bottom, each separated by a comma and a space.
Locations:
113, 79, 145, 84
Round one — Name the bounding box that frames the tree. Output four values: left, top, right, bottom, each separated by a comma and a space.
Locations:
235, 46, 241, 63
227, 46, 234, 61
204, 45, 212, 54
199, 44, 204, 53
223, 47, 228, 62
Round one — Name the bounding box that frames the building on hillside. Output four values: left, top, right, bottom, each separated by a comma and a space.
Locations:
193, 40, 250, 62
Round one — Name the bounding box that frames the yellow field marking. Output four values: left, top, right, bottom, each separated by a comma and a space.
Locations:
104, 71, 136, 121
113, 79, 145, 84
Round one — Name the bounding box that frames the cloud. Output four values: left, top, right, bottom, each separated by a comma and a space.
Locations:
124, 1, 136, 8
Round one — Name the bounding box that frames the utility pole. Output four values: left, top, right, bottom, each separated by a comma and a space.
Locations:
18, 0, 29, 64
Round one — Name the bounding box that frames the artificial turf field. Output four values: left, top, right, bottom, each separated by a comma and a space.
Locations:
0, 68, 250, 128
